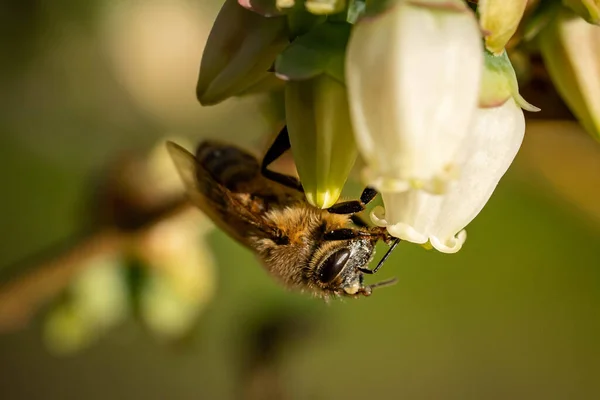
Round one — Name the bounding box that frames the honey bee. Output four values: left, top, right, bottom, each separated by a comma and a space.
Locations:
166, 127, 400, 299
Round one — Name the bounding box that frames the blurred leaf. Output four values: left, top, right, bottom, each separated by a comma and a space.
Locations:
42, 254, 129, 354
43, 301, 92, 355
139, 270, 206, 340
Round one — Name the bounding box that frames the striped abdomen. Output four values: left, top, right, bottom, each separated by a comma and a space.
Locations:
195, 141, 260, 192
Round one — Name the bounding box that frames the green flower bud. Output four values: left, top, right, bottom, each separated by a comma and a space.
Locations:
275, 21, 348, 82
478, 0, 528, 55
197, 0, 289, 106
563, 0, 600, 25
276, 21, 355, 208
539, 7, 600, 141
480, 50, 540, 112
285, 75, 357, 208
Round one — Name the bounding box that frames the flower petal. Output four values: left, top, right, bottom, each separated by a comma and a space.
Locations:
372, 99, 526, 253
346, 0, 483, 194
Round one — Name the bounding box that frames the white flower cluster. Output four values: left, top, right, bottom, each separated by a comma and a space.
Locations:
345, 0, 536, 253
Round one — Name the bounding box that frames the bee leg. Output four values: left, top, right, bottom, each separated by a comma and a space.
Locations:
261, 126, 304, 192
327, 187, 378, 215
351, 214, 370, 228
358, 238, 401, 275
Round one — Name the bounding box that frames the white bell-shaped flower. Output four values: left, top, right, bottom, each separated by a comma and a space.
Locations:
371, 98, 526, 253
346, 0, 483, 194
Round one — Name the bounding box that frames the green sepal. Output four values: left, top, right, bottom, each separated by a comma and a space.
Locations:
347, 0, 367, 23
287, 2, 327, 37
275, 21, 351, 83
480, 50, 540, 112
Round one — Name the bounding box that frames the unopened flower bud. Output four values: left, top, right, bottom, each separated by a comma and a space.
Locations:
539, 7, 600, 141
277, 22, 356, 208
285, 75, 357, 208
563, 0, 600, 25
197, 0, 288, 105
479, 0, 528, 55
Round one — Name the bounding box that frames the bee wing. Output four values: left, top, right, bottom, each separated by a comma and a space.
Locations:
166, 141, 278, 246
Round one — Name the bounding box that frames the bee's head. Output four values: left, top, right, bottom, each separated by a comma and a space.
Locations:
311, 238, 390, 298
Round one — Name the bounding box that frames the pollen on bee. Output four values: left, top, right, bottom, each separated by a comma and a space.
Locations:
344, 283, 360, 295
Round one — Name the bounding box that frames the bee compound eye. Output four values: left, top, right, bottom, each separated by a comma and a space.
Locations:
318, 248, 351, 284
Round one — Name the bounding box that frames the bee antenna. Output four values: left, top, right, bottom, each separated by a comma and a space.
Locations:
359, 277, 398, 296
370, 277, 398, 289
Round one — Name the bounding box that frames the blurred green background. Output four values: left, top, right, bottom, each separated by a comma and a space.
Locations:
1, 1, 600, 399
